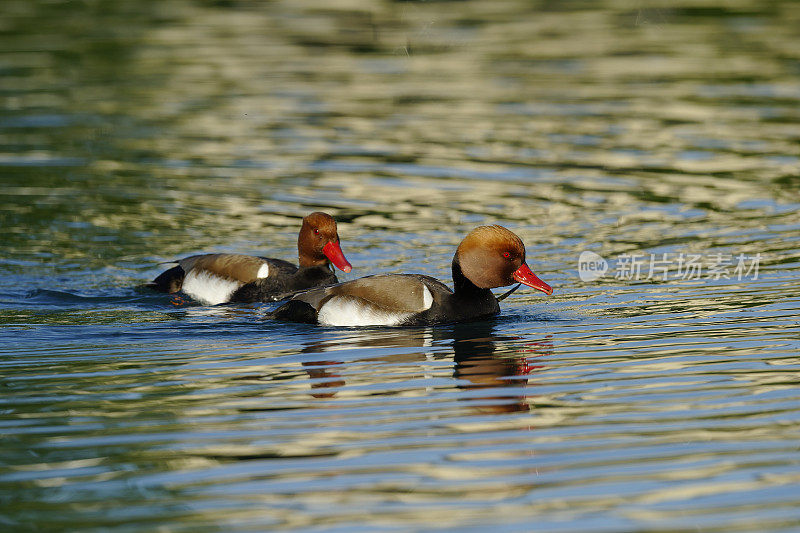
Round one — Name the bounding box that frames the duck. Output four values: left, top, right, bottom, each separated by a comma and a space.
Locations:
147, 212, 352, 305
270, 225, 552, 326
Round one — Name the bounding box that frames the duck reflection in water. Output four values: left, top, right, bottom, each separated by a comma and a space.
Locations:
450, 321, 552, 413
294, 320, 552, 413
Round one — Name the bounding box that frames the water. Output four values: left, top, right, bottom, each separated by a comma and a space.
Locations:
2, 0, 800, 530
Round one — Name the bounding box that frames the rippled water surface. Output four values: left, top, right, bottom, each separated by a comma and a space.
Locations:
2, 0, 800, 530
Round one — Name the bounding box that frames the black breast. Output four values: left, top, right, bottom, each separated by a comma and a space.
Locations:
401, 274, 500, 326
404, 290, 499, 326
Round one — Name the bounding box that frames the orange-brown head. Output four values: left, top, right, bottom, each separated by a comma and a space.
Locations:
455, 225, 552, 294
297, 212, 352, 272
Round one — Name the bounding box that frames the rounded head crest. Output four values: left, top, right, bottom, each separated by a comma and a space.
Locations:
455, 225, 527, 289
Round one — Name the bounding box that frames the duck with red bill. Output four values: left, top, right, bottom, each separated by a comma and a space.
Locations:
147, 212, 352, 305
271, 225, 553, 326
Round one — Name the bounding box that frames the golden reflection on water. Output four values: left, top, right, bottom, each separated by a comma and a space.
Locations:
1, 0, 800, 531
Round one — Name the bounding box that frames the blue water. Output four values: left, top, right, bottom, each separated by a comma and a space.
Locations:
2, 0, 800, 530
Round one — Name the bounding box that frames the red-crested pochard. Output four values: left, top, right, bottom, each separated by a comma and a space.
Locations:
147, 212, 352, 305
270, 225, 552, 326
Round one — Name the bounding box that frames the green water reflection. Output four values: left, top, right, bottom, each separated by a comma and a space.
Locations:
1, 0, 799, 531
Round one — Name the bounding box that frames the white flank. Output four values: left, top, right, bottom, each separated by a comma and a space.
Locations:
317, 296, 413, 327
421, 285, 433, 309
182, 270, 242, 305
256, 263, 270, 278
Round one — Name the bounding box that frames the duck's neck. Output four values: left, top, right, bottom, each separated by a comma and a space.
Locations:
452, 257, 494, 298
296, 261, 334, 276
284, 262, 336, 293
298, 249, 327, 269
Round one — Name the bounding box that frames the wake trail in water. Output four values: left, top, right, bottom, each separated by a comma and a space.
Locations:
19, 287, 180, 309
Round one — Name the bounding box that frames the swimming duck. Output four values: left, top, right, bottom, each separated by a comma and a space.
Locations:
148, 212, 352, 305
270, 225, 551, 326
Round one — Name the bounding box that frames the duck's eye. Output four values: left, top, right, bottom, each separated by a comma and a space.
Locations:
314, 229, 320, 235
502, 251, 511, 259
